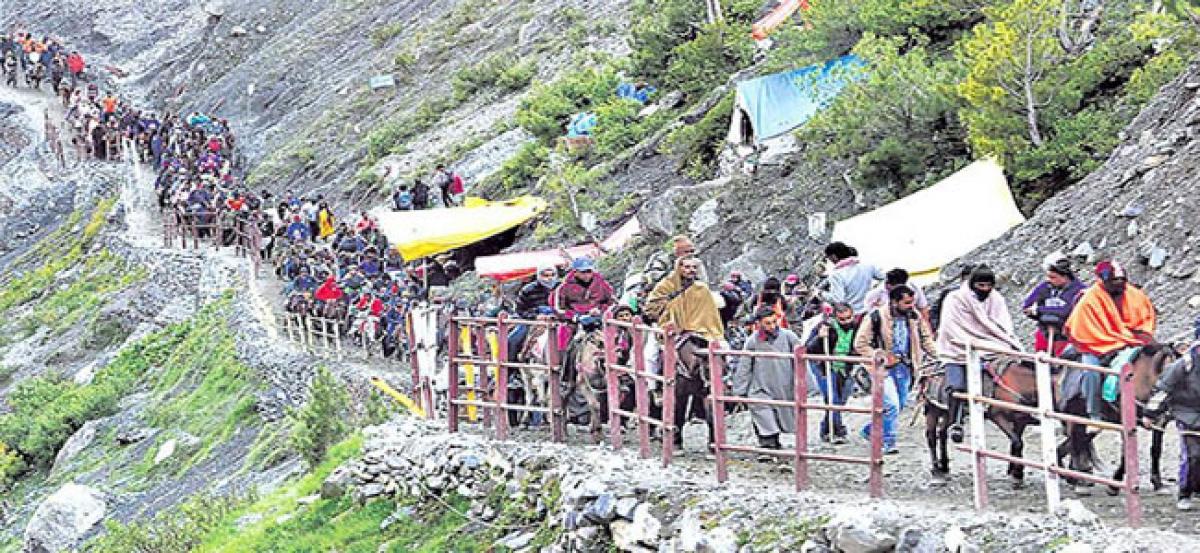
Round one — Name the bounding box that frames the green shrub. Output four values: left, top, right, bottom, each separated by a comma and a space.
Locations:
662, 21, 754, 100
0, 441, 26, 491
370, 22, 406, 47
451, 54, 539, 102
86, 493, 245, 552
516, 67, 622, 143
289, 367, 351, 468
495, 141, 551, 191
661, 91, 735, 178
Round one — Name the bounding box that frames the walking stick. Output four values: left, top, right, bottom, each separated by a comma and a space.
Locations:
820, 305, 835, 443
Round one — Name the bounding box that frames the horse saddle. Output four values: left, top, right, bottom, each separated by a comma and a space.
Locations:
673, 332, 712, 382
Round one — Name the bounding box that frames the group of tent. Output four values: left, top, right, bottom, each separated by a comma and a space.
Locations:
368, 46, 1024, 288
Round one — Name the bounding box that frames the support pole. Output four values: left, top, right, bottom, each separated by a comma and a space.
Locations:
966, 343, 989, 510
1119, 359, 1143, 527
660, 326, 677, 467
1034, 353, 1061, 513
794, 347, 810, 492
709, 341, 729, 483
447, 318, 460, 433
604, 319, 622, 449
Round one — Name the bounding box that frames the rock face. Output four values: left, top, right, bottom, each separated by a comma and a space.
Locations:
326, 418, 1200, 553
962, 61, 1200, 338
23, 484, 107, 553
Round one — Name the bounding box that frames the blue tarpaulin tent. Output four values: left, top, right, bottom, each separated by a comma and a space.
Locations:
727, 55, 866, 145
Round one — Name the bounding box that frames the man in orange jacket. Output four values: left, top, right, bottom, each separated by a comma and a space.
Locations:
1064, 260, 1156, 419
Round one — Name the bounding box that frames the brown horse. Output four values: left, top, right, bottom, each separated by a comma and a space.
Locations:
923, 356, 1053, 486
514, 322, 552, 428
673, 333, 723, 450
1059, 344, 1176, 495
924, 346, 1174, 490
566, 327, 609, 442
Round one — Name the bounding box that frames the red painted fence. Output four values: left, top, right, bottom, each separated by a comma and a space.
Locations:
955, 341, 1143, 526
708, 346, 888, 497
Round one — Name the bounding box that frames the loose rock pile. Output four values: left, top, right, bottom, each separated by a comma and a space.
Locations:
326, 419, 1200, 552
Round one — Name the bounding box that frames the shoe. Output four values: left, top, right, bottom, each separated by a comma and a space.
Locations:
884, 446, 900, 455
833, 435, 847, 445
948, 424, 964, 444
1178, 498, 1194, 511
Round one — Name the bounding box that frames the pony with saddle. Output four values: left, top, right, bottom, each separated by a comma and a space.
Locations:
922, 344, 1174, 490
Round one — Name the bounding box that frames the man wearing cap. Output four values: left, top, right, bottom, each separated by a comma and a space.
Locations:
1021, 254, 1086, 355
639, 236, 709, 308
507, 265, 559, 361
551, 257, 615, 350
1064, 260, 1156, 420
732, 306, 805, 453
782, 273, 808, 327
937, 265, 1023, 442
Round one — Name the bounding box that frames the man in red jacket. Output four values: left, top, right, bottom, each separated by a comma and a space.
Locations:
551, 256, 615, 350
66, 51, 84, 85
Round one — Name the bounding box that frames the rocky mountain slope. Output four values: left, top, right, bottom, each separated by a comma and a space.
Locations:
3, 0, 1200, 550
964, 61, 1200, 339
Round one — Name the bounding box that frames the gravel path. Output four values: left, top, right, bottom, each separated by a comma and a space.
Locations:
454, 389, 1200, 534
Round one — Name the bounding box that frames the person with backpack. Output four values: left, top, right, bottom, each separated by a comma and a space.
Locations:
392, 185, 413, 211
854, 285, 937, 454
806, 302, 860, 443
412, 178, 430, 210
431, 164, 454, 208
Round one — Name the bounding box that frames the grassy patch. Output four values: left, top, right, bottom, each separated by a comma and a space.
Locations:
0, 198, 115, 313
139, 295, 262, 474
19, 249, 145, 338
0, 292, 215, 487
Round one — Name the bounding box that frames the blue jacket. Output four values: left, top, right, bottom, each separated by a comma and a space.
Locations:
826, 258, 883, 314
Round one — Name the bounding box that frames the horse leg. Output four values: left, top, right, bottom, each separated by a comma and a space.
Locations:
926, 406, 948, 481
939, 410, 951, 474
578, 374, 600, 444
992, 413, 1026, 487
1151, 428, 1165, 491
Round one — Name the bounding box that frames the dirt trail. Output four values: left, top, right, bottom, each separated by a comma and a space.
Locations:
460, 387, 1199, 534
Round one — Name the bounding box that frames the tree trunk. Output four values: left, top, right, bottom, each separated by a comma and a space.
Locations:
1023, 37, 1044, 147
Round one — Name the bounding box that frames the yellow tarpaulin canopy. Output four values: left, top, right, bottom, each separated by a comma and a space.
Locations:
370, 196, 547, 260
830, 159, 1025, 283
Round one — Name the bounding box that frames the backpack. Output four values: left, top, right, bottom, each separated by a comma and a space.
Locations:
396, 190, 413, 209
450, 173, 464, 194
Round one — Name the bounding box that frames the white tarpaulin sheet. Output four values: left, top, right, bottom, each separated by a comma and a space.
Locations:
830, 159, 1025, 282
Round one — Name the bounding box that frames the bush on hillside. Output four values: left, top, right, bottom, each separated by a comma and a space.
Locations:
796, 35, 964, 193
290, 367, 351, 468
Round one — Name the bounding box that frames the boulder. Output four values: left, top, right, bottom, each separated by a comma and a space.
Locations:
321, 466, 353, 499
689, 198, 720, 236
153, 438, 177, 465
51, 420, 103, 473
611, 504, 662, 548
23, 483, 106, 553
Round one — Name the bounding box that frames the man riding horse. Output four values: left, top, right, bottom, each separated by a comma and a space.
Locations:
645, 256, 724, 451
936, 265, 1024, 443
551, 256, 615, 361
1062, 260, 1156, 421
